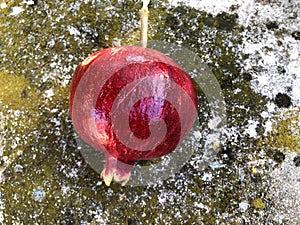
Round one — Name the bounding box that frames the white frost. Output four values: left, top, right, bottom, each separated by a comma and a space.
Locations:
239, 201, 249, 212
9, 7, 24, 16
263, 119, 273, 135
169, 0, 245, 16
0, 3, 7, 9
32, 187, 46, 203
169, 0, 300, 107
194, 202, 210, 212
43, 89, 55, 98
201, 172, 213, 181
23, 0, 35, 6
269, 152, 300, 224
208, 116, 222, 129
244, 119, 259, 138
67, 26, 81, 38
0, 192, 4, 223
239, 1, 300, 106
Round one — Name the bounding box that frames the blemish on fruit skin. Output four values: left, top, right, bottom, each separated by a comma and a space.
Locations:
81, 53, 100, 66
125, 55, 147, 62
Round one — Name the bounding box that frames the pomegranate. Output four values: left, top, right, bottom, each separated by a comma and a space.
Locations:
69, 46, 198, 186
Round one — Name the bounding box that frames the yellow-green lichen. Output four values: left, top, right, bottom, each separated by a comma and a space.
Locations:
252, 198, 266, 209
0, 72, 39, 110
0, 72, 41, 173
260, 107, 300, 154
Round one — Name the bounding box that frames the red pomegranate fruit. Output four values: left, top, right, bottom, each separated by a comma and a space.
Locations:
69, 46, 198, 186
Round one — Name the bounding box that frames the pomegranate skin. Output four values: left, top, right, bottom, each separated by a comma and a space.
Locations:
69, 46, 197, 185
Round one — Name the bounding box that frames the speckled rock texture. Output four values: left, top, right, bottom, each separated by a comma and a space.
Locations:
0, 0, 299, 224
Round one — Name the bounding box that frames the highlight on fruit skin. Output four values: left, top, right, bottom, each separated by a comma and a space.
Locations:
69, 46, 198, 186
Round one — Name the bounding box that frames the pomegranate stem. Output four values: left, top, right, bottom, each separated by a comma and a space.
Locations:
139, 0, 150, 48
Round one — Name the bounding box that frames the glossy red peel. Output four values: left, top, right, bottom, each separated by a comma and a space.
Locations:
69, 46, 197, 186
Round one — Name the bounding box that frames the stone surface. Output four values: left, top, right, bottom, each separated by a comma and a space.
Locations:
0, 0, 299, 224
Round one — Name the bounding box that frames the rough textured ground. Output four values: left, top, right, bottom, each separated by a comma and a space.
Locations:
0, 0, 299, 224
